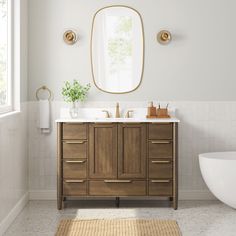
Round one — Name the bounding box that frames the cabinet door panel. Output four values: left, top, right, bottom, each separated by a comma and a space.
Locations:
149, 159, 173, 179
63, 159, 87, 179
148, 141, 173, 159
63, 181, 87, 196
148, 180, 173, 196
63, 141, 87, 159
89, 124, 117, 179
148, 123, 173, 140
118, 124, 147, 179
63, 123, 87, 140
89, 180, 146, 196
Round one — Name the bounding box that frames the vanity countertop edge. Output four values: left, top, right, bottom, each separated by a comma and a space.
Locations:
55, 117, 180, 123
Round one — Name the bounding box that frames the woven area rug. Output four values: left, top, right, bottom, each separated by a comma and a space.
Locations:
55, 219, 182, 236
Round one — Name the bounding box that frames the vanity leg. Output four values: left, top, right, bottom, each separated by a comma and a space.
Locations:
115, 197, 120, 208
173, 197, 178, 210
57, 199, 62, 210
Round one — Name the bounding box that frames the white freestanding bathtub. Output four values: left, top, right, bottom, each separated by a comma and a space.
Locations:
199, 152, 236, 209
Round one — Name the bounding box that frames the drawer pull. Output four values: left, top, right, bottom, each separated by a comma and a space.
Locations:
104, 180, 132, 183
65, 160, 86, 164
64, 141, 86, 144
65, 180, 85, 183
151, 160, 171, 164
151, 141, 171, 144
151, 180, 170, 183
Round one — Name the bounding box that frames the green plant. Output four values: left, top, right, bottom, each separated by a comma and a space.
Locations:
62, 80, 91, 103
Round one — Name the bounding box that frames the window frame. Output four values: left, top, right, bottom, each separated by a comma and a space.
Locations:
0, 0, 14, 114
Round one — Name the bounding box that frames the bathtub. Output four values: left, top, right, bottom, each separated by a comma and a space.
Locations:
199, 152, 236, 209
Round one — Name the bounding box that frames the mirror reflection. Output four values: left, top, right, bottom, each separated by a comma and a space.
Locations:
91, 6, 144, 93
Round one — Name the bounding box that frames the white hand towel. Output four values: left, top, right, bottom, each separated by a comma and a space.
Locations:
38, 99, 50, 133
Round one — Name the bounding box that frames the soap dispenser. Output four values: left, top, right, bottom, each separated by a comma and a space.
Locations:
147, 101, 157, 118
115, 102, 120, 118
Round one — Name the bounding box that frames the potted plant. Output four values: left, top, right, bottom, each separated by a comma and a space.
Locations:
62, 80, 91, 118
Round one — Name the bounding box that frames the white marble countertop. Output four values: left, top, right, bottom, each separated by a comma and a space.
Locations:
55, 117, 180, 123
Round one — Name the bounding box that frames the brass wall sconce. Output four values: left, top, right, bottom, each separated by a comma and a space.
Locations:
63, 30, 78, 45
157, 30, 172, 45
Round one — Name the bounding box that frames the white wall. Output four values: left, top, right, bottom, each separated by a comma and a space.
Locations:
27, 0, 236, 199
0, 0, 28, 234
28, 0, 236, 101
0, 104, 28, 234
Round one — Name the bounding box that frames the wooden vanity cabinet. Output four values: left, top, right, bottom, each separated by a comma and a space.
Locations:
118, 124, 147, 179
57, 122, 178, 210
88, 124, 118, 179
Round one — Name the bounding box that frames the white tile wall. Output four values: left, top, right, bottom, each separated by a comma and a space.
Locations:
28, 101, 236, 198
0, 103, 28, 224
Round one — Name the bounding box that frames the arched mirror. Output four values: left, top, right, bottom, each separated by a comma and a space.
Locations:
91, 6, 144, 94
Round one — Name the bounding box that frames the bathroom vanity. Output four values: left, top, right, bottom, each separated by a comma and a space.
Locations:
56, 118, 179, 210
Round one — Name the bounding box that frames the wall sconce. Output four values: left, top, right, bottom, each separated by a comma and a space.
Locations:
157, 30, 172, 45
63, 30, 78, 45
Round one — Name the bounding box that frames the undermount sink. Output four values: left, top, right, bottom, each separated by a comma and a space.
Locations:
94, 117, 140, 121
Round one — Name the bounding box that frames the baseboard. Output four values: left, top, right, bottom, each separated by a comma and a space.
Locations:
29, 190, 216, 201
0, 192, 29, 235
29, 190, 57, 200
179, 190, 216, 200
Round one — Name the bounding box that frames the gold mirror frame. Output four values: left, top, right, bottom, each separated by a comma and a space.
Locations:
90, 5, 145, 94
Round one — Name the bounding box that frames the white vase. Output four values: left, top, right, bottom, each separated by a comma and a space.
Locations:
69, 102, 79, 119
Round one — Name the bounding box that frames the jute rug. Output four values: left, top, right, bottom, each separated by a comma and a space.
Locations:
55, 219, 182, 236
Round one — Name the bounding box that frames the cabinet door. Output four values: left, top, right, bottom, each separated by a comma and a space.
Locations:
118, 124, 147, 179
89, 124, 117, 179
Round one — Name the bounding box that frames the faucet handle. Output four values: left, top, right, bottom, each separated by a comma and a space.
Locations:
102, 110, 110, 118
125, 110, 134, 118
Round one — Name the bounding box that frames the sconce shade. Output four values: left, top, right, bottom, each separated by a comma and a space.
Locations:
63, 30, 77, 45
157, 30, 172, 45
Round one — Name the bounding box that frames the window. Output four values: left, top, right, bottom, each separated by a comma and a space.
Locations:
0, 0, 12, 114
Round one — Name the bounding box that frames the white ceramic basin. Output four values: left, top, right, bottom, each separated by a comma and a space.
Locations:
199, 152, 236, 209
94, 117, 141, 122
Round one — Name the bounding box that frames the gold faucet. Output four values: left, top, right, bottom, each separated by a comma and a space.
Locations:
102, 110, 110, 118
125, 110, 134, 118
115, 103, 120, 118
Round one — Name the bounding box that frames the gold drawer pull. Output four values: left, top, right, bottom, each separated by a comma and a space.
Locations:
151, 160, 171, 164
151, 141, 171, 144
64, 141, 85, 144
65, 160, 86, 164
151, 180, 170, 183
104, 180, 132, 183
65, 180, 85, 183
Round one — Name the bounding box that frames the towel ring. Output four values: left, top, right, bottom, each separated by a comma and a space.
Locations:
36, 86, 52, 101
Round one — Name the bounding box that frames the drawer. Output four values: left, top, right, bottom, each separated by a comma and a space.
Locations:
63, 159, 87, 179
148, 180, 173, 196
63, 123, 87, 140
89, 180, 146, 196
63, 141, 87, 159
148, 124, 173, 140
149, 159, 173, 179
63, 180, 87, 196
149, 140, 173, 158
